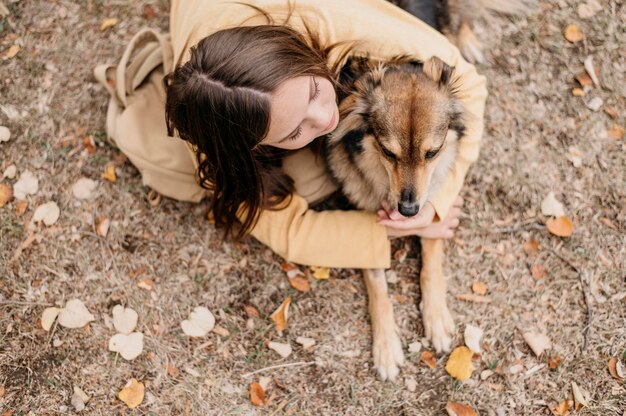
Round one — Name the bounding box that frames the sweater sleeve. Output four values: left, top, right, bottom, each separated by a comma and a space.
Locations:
242, 195, 392, 269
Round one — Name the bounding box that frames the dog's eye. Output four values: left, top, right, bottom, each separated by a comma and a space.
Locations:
425, 148, 440, 160
381, 147, 397, 160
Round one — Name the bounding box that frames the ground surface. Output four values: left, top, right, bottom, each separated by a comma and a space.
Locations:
0, 1, 624, 415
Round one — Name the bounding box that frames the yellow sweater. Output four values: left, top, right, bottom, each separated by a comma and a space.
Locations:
170, 0, 487, 269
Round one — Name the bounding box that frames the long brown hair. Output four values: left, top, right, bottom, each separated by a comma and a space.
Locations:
165, 17, 351, 239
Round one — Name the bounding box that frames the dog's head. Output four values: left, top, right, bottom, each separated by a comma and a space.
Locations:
332, 55, 466, 217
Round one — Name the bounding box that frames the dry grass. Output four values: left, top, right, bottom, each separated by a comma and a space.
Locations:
1, 0, 625, 415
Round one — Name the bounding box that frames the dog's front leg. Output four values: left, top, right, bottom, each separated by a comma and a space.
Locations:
363, 268, 404, 381
420, 238, 455, 353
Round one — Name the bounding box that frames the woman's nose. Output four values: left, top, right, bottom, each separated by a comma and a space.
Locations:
309, 103, 330, 130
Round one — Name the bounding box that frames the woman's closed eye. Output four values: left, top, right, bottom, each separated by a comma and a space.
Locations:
285, 76, 321, 141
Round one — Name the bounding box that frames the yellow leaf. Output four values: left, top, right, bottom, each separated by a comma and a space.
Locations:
420, 351, 437, 369
118, 378, 144, 409
572, 88, 584, 97
100, 18, 118, 31
5, 44, 20, 58
564, 24, 584, 43
546, 216, 574, 237
553, 400, 570, 415
446, 402, 478, 416
310, 266, 329, 280
249, 382, 266, 406
445, 346, 475, 381
270, 297, 291, 333
101, 164, 116, 183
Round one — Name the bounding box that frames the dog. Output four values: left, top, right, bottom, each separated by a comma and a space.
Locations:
388, 0, 536, 63
323, 54, 465, 381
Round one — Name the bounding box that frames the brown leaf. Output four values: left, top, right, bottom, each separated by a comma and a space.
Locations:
471, 281, 487, 296
446, 402, 478, 416
564, 24, 584, 43
270, 297, 291, 332
137, 278, 153, 291
552, 400, 570, 415
548, 356, 562, 369
166, 363, 180, 377
607, 124, 624, 140
82, 135, 96, 154
15, 200, 27, 216
604, 107, 617, 119
531, 264, 547, 280
0, 183, 13, 207
101, 164, 117, 183
249, 382, 266, 406
96, 218, 110, 237
523, 239, 539, 256
288, 276, 310, 292
118, 378, 144, 409
420, 351, 437, 369
128, 267, 147, 278
575, 72, 593, 87
608, 357, 624, 382
456, 293, 492, 303
244, 305, 259, 318
445, 346, 476, 381
547, 216, 574, 237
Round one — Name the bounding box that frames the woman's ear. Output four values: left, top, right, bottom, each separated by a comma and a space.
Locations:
422, 56, 455, 86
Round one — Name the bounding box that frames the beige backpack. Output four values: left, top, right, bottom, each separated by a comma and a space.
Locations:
94, 28, 208, 202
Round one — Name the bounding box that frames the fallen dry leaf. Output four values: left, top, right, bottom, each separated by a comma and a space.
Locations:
101, 164, 116, 182
583, 56, 600, 85
421, 351, 437, 369
548, 356, 562, 369
541, 192, 565, 217
547, 216, 574, 237
32, 201, 60, 226
523, 239, 539, 256
575, 72, 593, 87
3, 164, 16, 179
471, 281, 487, 296
607, 124, 624, 140
41, 307, 61, 331
72, 178, 97, 200
608, 357, 624, 382
604, 107, 618, 119
166, 363, 180, 377
571, 381, 590, 409
445, 346, 475, 381
137, 278, 153, 291
456, 293, 492, 303
118, 378, 144, 409
571, 88, 584, 97
13, 170, 38, 200
112, 305, 138, 334
0, 183, 12, 207
531, 264, 547, 280
5, 44, 20, 58
288, 275, 310, 292
109, 332, 144, 360
270, 296, 291, 333
523, 332, 552, 356
564, 24, 584, 43
310, 266, 330, 280
96, 218, 110, 237
464, 324, 483, 353
446, 402, 478, 416
82, 136, 96, 154
181, 306, 215, 337
296, 336, 315, 350
15, 200, 27, 216
57, 299, 95, 329
212, 325, 229, 337
250, 382, 266, 407
553, 399, 570, 415
71, 386, 90, 412
566, 147, 583, 168
244, 305, 260, 318
100, 18, 118, 31
268, 341, 292, 358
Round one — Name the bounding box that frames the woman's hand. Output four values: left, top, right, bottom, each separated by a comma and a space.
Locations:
378, 196, 463, 239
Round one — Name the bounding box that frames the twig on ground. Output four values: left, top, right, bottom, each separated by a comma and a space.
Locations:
241, 361, 317, 378
489, 223, 545, 234
0, 300, 53, 306
550, 249, 593, 351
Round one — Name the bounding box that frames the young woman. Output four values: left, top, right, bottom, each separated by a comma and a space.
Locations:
165, 0, 487, 269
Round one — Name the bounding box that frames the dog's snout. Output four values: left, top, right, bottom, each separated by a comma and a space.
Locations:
400, 188, 416, 204
397, 202, 419, 217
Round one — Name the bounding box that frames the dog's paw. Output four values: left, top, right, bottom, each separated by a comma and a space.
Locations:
421, 302, 455, 353
372, 325, 404, 381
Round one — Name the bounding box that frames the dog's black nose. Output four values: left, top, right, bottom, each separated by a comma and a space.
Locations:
400, 188, 416, 204
397, 202, 419, 217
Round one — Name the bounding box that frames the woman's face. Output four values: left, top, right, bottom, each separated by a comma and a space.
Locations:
262, 75, 339, 150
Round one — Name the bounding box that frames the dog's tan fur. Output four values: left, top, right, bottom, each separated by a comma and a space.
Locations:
324, 56, 465, 380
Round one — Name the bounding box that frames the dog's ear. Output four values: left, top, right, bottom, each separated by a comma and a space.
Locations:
422, 56, 455, 86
